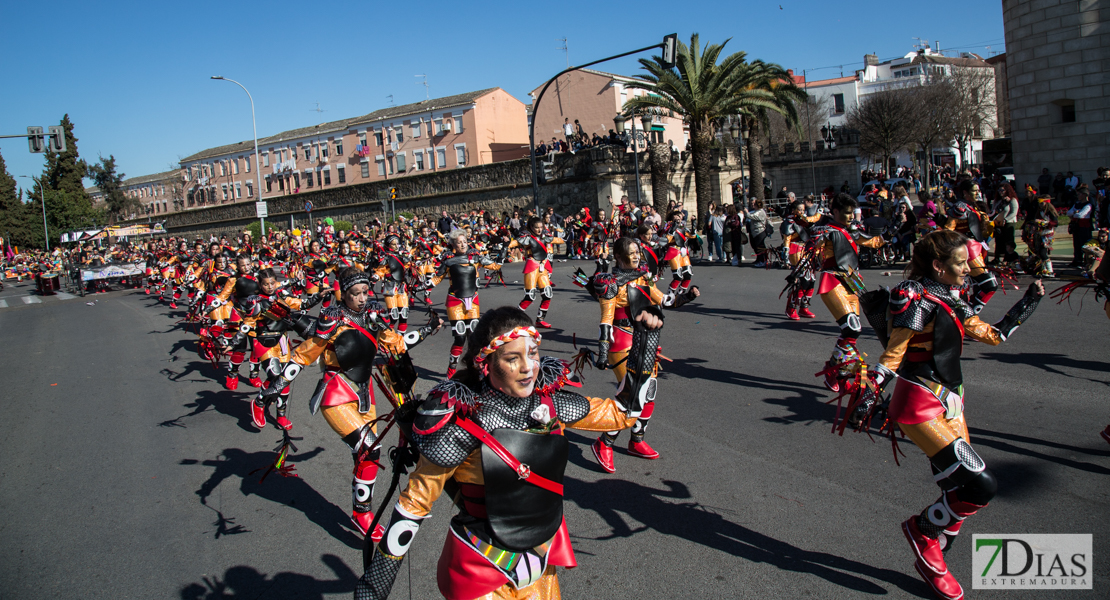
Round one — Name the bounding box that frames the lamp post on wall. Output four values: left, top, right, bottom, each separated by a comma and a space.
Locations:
211, 76, 265, 236
616, 111, 654, 205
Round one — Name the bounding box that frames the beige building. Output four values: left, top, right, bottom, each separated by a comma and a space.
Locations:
529, 69, 687, 152
85, 170, 183, 219
178, 88, 529, 210
1003, 0, 1108, 189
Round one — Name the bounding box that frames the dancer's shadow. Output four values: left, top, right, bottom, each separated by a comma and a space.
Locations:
968, 427, 1110, 475
159, 389, 256, 432
667, 357, 831, 425
978, 351, 1110, 386
181, 446, 361, 548
566, 477, 924, 596
179, 554, 355, 599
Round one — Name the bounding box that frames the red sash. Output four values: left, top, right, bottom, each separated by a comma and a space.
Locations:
453, 416, 564, 496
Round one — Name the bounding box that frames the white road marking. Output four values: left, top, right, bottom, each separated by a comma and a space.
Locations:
22, 296, 42, 304
0, 299, 7, 308
56, 292, 76, 300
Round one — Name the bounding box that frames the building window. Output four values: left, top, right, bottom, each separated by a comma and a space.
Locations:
374, 131, 383, 146
293, 172, 300, 189
376, 157, 386, 176
335, 139, 343, 155
263, 152, 270, 167
315, 170, 321, 186
319, 168, 328, 185
411, 122, 421, 138
304, 146, 311, 161
454, 115, 463, 133
304, 170, 313, 188
1057, 99, 1076, 123
455, 144, 466, 167
337, 164, 346, 183
414, 150, 424, 171
434, 119, 443, 135
278, 177, 285, 191
235, 182, 242, 198
396, 128, 404, 144
436, 147, 446, 168
833, 94, 845, 114
321, 144, 329, 159
265, 177, 272, 192
245, 157, 251, 173
246, 182, 253, 197
427, 120, 435, 137
359, 132, 367, 146
232, 158, 240, 174
361, 158, 370, 178
221, 183, 228, 200
219, 162, 226, 176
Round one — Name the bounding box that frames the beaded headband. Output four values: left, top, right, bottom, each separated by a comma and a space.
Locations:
339, 270, 371, 292
474, 326, 541, 367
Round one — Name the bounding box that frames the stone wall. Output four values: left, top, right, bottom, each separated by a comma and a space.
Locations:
1003, 0, 1109, 190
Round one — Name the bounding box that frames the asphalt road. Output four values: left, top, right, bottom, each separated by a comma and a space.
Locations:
1, 261, 1106, 600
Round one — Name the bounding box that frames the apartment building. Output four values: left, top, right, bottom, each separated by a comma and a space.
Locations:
85, 169, 183, 218
529, 69, 687, 151
178, 87, 528, 210
803, 46, 999, 168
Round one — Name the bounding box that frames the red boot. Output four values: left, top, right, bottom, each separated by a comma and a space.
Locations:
903, 518, 949, 576
535, 319, 553, 329
251, 401, 267, 429
821, 361, 840, 392
351, 511, 385, 542
591, 438, 616, 473
169, 302, 178, 310
913, 561, 964, 600
225, 374, 240, 391
786, 307, 800, 320
248, 376, 264, 389
628, 439, 660, 459
275, 415, 293, 430
799, 307, 816, 318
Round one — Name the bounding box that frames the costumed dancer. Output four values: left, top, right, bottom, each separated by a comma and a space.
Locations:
428, 229, 503, 378
260, 267, 442, 538
858, 230, 1044, 600
372, 235, 411, 332
811, 194, 884, 392
508, 217, 557, 328
240, 268, 328, 429
781, 200, 820, 320
1021, 191, 1060, 278
355, 306, 662, 600
588, 237, 699, 473
661, 210, 695, 302
940, 180, 1000, 312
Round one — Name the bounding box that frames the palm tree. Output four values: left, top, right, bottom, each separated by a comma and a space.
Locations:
624, 33, 804, 221
735, 61, 808, 202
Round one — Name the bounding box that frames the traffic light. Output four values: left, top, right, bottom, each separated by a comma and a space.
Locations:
47, 126, 66, 152
27, 126, 44, 153
661, 33, 678, 70
389, 187, 397, 200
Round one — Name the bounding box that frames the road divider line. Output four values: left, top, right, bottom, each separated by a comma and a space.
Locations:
22, 296, 42, 304
56, 292, 76, 300
0, 299, 7, 308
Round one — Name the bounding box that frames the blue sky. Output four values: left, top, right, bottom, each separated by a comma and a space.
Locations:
1, 0, 1005, 191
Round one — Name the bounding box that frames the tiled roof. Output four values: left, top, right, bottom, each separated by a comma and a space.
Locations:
123, 170, 180, 187
181, 88, 502, 163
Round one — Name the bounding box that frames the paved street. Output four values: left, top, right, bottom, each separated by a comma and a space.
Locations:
1, 262, 1106, 600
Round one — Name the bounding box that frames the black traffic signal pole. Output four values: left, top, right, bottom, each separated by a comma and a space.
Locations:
529, 35, 675, 213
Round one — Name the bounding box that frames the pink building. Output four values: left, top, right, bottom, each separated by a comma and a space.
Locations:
529, 69, 687, 152
177, 87, 528, 211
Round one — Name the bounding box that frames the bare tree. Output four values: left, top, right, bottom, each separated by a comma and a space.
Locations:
906, 81, 957, 190
846, 89, 916, 176
766, 95, 832, 146
946, 67, 996, 167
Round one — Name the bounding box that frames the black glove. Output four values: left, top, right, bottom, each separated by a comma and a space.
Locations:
595, 341, 611, 370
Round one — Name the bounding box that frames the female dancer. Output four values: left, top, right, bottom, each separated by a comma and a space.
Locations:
428, 229, 503, 378
507, 217, 558, 328
356, 306, 661, 600
866, 230, 1044, 600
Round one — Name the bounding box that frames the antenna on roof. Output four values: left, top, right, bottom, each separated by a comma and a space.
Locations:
556, 37, 568, 68
913, 37, 929, 52
415, 74, 429, 100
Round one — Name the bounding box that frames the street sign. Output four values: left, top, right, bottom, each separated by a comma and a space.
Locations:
304, 200, 313, 213
255, 201, 268, 218
47, 126, 66, 152
27, 126, 44, 153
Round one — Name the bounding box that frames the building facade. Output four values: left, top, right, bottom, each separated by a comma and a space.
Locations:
529, 69, 688, 153
178, 88, 528, 211
1003, 0, 1108, 190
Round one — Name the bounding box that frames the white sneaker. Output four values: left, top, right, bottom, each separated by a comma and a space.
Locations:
707, 256, 715, 262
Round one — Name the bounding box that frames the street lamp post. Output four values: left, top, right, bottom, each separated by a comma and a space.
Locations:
211, 76, 265, 237
729, 117, 750, 206
19, 175, 49, 251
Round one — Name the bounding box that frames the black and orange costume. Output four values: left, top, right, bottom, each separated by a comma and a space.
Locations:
429, 249, 502, 378
262, 270, 439, 538
661, 218, 695, 300
780, 212, 822, 319
1021, 196, 1059, 278
356, 355, 641, 600
805, 218, 883, 391
371, 236, 412, 332
940, 199, 999, 312
862, 277, 1042, 600
587, 264, 697, 472
508, 229, 557, 328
